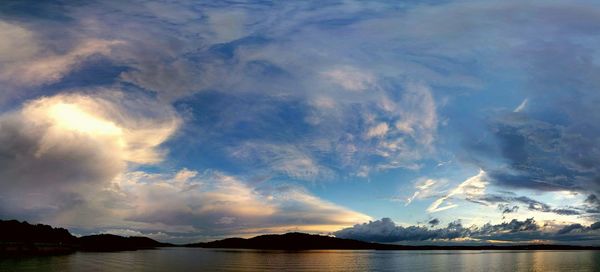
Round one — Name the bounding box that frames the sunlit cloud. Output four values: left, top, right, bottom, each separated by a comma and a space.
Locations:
113, 169, 372, 238
2, 0, 600, 245
0, 91, 179, 227
0, 20, 123, 89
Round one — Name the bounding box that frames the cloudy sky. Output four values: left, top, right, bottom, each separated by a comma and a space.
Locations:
1, 0, 600, 245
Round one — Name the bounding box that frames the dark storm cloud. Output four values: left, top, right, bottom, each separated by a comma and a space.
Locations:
428, 218, 440, 227
403, 2, 600, 200
557, 224, 585, 235
477, 218, 538, 234
553, 221, 600, 241
333, 217, 543, 243
0, 92, 179, 227
469, 42, 600, 196
582, 194, 600, 214
474, 194, 581, 216
498, 204, 519, 215
4, 0, 600, 243
0, 108, 122, 216
335, 218, 600, 244
333, 218, 467, 242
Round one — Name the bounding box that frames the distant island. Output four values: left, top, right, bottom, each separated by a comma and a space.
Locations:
2, 219, 599, 256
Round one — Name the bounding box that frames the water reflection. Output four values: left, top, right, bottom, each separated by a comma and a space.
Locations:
1, 248, 599, 272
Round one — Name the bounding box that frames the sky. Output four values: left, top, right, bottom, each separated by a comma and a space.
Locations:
1, 0, 600, 245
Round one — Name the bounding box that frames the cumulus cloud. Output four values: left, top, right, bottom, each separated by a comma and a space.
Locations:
4, 0, 600, 243
0, 91, 179, 223
477, 218, 538, 235
334, 218, 467, 243
0, 92, 369, 239
333, 217, 541, 243
365, 122, 389, 139
552, 221, 600, 242
111, 169, 371, 237
557, 224, 585, 235
335, 217, 600, 244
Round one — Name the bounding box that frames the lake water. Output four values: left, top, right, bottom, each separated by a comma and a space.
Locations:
1, 247, 599, 271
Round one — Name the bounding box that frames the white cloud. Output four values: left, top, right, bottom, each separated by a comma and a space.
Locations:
110, 169, 372, 237
428, 170, 487, 213
395, 82, 437, 146
514, 98, 528, 112
366, 122, 389, 139
0, 19, 123, 89
0, 1, 444, 179
230, 142, 334, 180
0, 91, 369, 240
22, 92, 179, 164
322, 66, 376, 92
0, 20, 123, 104
405, 178, 444, 206
0, 21, 39, 63
0, 91, 179, 224
208, 9, 248, 43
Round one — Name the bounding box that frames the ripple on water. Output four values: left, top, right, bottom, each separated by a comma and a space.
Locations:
1, 248, 599, 272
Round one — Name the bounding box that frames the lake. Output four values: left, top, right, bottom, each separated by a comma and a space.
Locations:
1, 247, 599, 271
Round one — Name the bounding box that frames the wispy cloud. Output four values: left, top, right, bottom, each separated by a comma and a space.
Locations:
2, 0, 600, 243
427, 170, 487, 213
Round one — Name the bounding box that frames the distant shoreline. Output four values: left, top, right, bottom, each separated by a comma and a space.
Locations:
185, 232, 600, 251
0, 220, 169, 256
2, 220, 599, 257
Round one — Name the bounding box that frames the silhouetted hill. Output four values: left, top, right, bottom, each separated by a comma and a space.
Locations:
3, 220, 600, 255
188, 232, 396, 250
79, 234, 168, 251
0, 220, 78, 255
0, 220, 78, 244
186, 232, 600, 250
0, 219, 168, 255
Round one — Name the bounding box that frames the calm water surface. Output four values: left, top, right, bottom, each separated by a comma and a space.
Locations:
1, 248, 600, 271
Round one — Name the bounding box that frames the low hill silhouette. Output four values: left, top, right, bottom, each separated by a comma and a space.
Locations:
187, 232, 397, 250
0, 220, 168, 255
186, 232, 600, 251
3, 220, 600, 256
79, 234, 167, 251
0, 219, 77, 244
